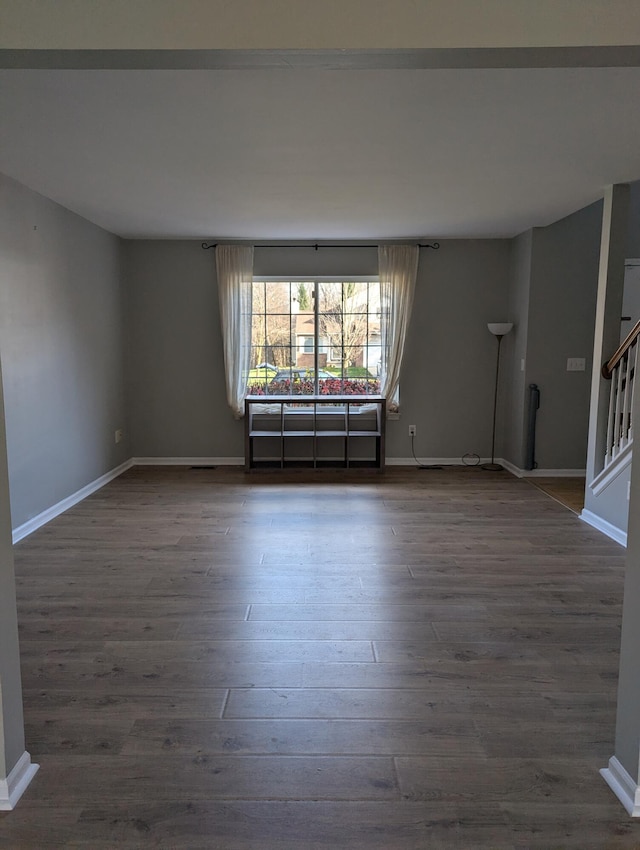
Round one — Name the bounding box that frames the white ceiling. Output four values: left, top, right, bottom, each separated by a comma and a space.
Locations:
1, 66, 640, 240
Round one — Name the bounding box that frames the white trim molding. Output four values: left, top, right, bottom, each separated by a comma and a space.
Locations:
0, 752, 39, 811
500, 459, 525, 477
590, 441, 633, 496
501, 459, 587, 478
11, 459, 134, 544
524, 468, 587, 477
132, 457, 244, 466
601, 756, 640, 816
386, 457, 489, 468
581, 509, 627, 547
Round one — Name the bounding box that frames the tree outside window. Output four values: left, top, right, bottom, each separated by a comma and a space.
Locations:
248, 279, 381, 397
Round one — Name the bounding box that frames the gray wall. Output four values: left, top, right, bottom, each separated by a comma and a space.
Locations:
0, 357, 26, 778
501, 230, 533, 468
627, 180, 640, 258
500, 202, 602, 472
397, 240, 509, 460
525, 202, 602, 470
124, 240, 236, 459
125, 239, 510, 462
0, 173, 128, 529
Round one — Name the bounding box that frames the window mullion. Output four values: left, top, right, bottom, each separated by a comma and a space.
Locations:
366, 282, 370, 394
342, 283, 346, 385
290, 282, 294, 395
313, 280, 319, 395
262, 281, 267, 371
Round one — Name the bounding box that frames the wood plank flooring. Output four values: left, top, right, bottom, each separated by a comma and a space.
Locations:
528, 477, 586, 514
1, 465, 638, 848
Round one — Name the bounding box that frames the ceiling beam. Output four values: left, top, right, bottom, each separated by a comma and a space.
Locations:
2, 0, 640, 53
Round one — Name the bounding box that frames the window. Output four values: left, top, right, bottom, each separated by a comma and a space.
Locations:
248, 279, 381, 397
216, 243, 417, 417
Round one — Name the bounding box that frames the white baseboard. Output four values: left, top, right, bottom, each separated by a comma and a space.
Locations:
0, 752, 39, 811
501, 459, 587, 478
133, 456, 585, 476
386, 458, 491, 467
524, 469, 587, 477
132, 457, 244, 466
387, 458, 585, 477
11, 459, 134, 544
580, 509, 627, 547
499, 459, 523, 477
601, 756, 640, 816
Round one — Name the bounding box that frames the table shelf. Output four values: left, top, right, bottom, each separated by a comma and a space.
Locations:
245, 395, 385, 471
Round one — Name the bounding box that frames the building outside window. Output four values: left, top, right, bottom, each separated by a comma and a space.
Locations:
248, 279, 381, 396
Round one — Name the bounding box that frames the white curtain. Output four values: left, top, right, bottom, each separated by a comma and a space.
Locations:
378, 244, 419, 413
216, 244, 254, 418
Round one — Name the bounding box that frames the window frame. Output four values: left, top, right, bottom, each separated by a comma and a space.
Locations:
249, 276, 382, 399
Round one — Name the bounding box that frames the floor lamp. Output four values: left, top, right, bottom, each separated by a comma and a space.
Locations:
481, 322, 513, 471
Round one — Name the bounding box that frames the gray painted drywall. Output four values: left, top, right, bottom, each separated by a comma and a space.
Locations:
0, 356, 26, 779
397, 240, 510, 460
524, 201, 602, 470
124, 240, 238, 458
627, 180, 640, 258
254, 245, 378, 279
0, 172, 128, 529
125, 240, 511, 461
586, 462, 631, 535
501, 230, 532, 469
621, 262, 640, 339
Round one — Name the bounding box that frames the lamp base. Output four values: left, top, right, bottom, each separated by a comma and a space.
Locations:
480, 462, 504, 471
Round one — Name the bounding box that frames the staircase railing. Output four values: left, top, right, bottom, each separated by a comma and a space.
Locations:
602, 319, 640, 469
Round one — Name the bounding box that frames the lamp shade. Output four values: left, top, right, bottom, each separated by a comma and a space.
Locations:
487, 322, 513, 336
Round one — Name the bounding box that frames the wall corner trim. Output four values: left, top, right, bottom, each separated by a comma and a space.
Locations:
580, 509, 627, 547
601, 757, 640, 816
0, 752, 39, 811
11, 459, 134, 543
499, 459, 523, 477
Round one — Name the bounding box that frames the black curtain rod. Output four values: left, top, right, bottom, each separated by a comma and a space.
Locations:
201, 241, 439, 251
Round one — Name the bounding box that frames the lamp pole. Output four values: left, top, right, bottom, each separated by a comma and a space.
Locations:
482, 322, 513, 471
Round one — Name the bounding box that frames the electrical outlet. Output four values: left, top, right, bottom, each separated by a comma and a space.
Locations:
115, 429, 123, 444
408, 425, 416, 437
567, 357, 586, 372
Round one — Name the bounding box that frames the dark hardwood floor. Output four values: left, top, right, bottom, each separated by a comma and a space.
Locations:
1, 465, 637, 848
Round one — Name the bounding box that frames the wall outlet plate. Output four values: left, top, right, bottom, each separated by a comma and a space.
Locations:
408, 425, 416, 437
567, 357, 586, 371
